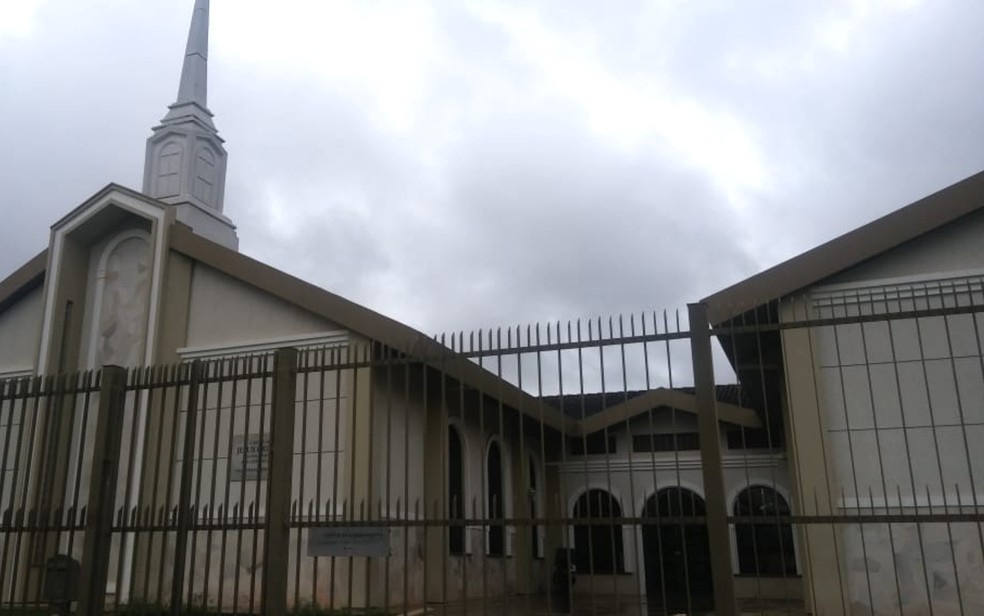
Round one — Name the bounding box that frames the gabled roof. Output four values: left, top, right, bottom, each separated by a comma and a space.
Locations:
167, 224, 579, 432
0, 250, 46, 314
544, 384, 748, 419
544, 385, 761, 435
1, 186, 762, 436
703, 170, 984, 324
170, 228, 764, 434
0, 182, 166, 312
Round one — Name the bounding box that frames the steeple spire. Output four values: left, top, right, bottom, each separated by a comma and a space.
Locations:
143, 0, 237, 250
176, 0, 209, 107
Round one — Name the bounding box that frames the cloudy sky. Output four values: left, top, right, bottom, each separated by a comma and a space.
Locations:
2, 0, 983, 336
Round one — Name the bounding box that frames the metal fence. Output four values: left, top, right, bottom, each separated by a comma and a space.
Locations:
2, 288, 984, 615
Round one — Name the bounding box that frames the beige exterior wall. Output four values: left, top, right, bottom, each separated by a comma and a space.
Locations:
185, 264, 339, 348
364, 365, 549, 608
120, 350, 358, 609
368, 362, 428, 607
0, 287, 43, 375
784, 245, 984, 614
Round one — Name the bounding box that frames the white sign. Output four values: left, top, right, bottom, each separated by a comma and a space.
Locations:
231, 434, 270, 481
308, 527, 390, 557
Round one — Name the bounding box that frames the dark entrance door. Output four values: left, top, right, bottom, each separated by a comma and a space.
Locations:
642, 487, 714, 613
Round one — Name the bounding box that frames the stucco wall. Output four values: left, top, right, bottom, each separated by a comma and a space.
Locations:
365, 369, 551, 607
117, 352, 356, 608
806, 278, 984, 615
785, 248, 984, 616
185, 264, 338, 348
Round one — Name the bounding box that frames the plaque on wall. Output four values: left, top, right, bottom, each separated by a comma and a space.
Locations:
231, 434, 270, 481
308, 527, 390, 557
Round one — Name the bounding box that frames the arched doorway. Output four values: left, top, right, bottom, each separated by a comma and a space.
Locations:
642, 487, 714, 612
734, 485, 797, 576
573, 489, 624, 574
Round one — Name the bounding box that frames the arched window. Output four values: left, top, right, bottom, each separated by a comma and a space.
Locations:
486, 441, 505, 556
448, 425, 465, 555
733, 486, 796, 576
573, 489, 624, 574
193, 148, 216, 204
157, 142, 182, 197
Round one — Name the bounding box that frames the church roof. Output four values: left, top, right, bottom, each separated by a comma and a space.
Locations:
542, 385, 760, 433
0, 251, 45, 315
0, 190, 760, 436
702, 169, 984, 324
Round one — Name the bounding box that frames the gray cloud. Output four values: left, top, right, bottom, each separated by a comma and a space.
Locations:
2, 0, 983, 338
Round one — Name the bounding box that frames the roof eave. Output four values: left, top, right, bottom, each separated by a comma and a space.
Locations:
703, 169, 984, 324
0, 250, 47, 314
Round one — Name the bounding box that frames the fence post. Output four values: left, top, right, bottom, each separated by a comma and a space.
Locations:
170, 360, 203, 616
262, 348, 298, 615
77, 365, 127, 616
688, 302, 738, 616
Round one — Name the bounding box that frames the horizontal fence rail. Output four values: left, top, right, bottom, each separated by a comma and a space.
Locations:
1, 290, 984, 615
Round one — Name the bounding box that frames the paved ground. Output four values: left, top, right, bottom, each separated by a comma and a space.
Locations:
395, 596, 806, 616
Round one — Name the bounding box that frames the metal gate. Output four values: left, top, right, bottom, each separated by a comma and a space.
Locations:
2, 292, 984, 615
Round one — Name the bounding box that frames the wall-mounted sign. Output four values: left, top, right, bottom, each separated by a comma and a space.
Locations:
308, 527, 390, 557
231, 434, 270, 481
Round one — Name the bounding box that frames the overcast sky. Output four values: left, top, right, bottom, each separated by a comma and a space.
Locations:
2, 0, 983, 336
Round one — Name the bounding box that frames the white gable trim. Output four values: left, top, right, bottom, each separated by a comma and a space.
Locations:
177, 330, 349, 360
36, 189, 168, 374
811, 268, 984, 307
0, 367, 34, 380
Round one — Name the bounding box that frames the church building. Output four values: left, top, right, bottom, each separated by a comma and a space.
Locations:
13, 1, 982, 615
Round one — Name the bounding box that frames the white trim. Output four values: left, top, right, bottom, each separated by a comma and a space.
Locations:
556, 453, 785, 474
0, 368, 34, 380
838, 490, 984, 510
811, 271, 984, 308
637, 481, 707, 517
727, 482, 794, 518
36, 190, 168, 375
177, 331, 349, 360
811, 267, 984, 296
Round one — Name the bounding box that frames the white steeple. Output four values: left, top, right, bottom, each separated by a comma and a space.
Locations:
143, 0, 237, 249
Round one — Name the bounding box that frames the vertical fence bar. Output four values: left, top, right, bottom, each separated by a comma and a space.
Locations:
170, 360, 203, 616
687, 302, 738, 616
262, 347, 298, 615
77, 365, 127, 616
